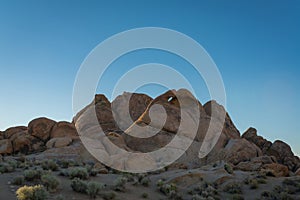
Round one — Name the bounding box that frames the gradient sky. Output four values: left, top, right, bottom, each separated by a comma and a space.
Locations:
0, 0, 299, 155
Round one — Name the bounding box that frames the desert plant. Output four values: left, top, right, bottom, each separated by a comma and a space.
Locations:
41, 174, 60, 192
0, 162, 16, 173
140, 177, 151, 187
257, 178, 267, 184
24, 170, 43, 181
69, 167, 89, 180
224, 163, 233, 174
12, 175, 25, 185
16, 185, 48, 200
141, 192, 148, 198
71, 178, 88, 194
58, 159, 70, 168
113, 176, 127, 192
191, 194, 203, 200
249, 179, 258, 189
232, 194, 244, 200
158, 182, 177, 196
54, 195, 65, 200
156, 179, 164, 187
223, 182, 242, 194
41, 160, 58, 171
86, 181, 105, 198
100, 191, 116, 200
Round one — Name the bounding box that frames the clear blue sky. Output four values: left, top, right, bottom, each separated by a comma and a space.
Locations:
0, 0, 299, 155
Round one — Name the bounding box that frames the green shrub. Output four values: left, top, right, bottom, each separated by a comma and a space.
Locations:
140, 177, 151, 187
54, 195, 64, 200
86, 181, 104, 198
113, 176, 127, 192
24, 170, 42, 181
41, 160, 58, 171
223, 182, 242, 194
70, 178, 88, 194
16, 185, 48, 200
69, 167, 89, 180
58, 160, 70, 168
224, 163, 233, 174
257, 178, 267, 184
12, 176, 25, 185
141, 192, 148, 198
0, 162, 16, 173
157, 181, 177, 196
41, 174, 60, 192
100, 191, 116, 200
232, 194, 244, 200
249, 179, 258, 189
58, 169, 69, 177
191, 194, 202, 200
156, 179, 164, 187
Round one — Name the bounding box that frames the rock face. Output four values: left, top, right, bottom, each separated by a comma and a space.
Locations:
111, 92, 152, 131
0, 139, 13, 154
46, 137, 73, 148
203, 100, 240, 139
0, 89, 299, 175
268, 140, 300, 172
242, 128, 300, 172
28, 117, 56, 141
262, 163, 289, 177
11, 131, 43, 154
222, 138, 262, 165
295, 168, 300, 176
4, 126, 27, 139
74, 94, 119, 134
242, 128, 272, 153
50, 122, 78, 138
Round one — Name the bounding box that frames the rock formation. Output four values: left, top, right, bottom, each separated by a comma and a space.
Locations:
0, 89, 299, 176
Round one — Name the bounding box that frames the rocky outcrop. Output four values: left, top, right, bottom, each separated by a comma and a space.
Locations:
235, 156, 276, 171
74, 94, 118, 134
295, 168, 300, 176
50, 121, 78, 138
0, 139, 13, 154
242, 127, 272, 153
3, 126, 27, 139
203, 100, 240, 139
0, 89, 299, 175
267, 140, 300, 172
10, 131, 43, 154
28, 117, 56, 141
111, 92, 152, 131
262, 163, 289, 177
242, 128, 300, 172
222, 138, 262, 165
46, 137, 73, 149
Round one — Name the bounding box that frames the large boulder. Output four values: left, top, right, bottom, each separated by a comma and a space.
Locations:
74, 94, 118, 134
50, 121, 78, 138
28, 117, 56, 142
242, 127, 272, 153
235, 156, 276, 171
4, 126, 27, 139
0, 139, 13, 154
267, 140, 300, 171
10, 131, 44, 154
46, 137, 73, 148
295, 168, 300, 176
262, 163, 289, 177
111, 92, 152, 131
203, 100, 240, 139
222, 138, 263, 165
124, 89, 202, 152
